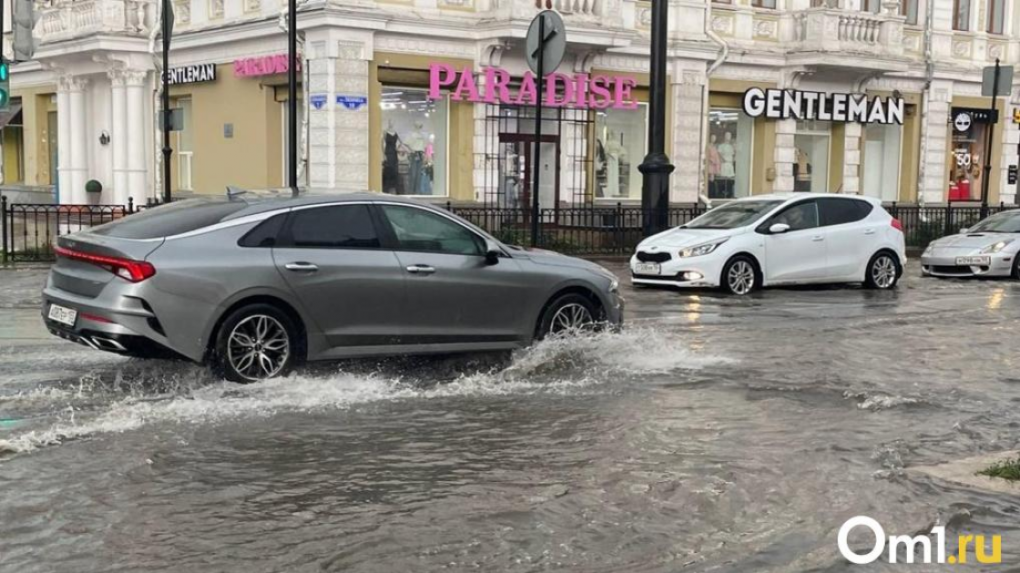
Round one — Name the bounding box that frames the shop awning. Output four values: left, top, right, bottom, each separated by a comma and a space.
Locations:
0, 103, 22, 129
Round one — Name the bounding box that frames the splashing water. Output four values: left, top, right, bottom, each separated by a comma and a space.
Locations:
0, 327, 728, 455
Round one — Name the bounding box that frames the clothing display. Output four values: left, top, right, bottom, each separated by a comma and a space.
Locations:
383, 131, 402, 195
794, 148, 812, 192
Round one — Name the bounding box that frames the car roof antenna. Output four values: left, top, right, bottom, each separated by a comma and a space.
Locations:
226, 185, 248, 200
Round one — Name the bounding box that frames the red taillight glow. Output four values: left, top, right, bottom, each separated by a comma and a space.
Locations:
54, 246, 156, 282
80, 312, 114, 324
891, 218, 903, 232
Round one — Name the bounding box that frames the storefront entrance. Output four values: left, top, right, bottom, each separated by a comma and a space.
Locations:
497, 133, 559, 211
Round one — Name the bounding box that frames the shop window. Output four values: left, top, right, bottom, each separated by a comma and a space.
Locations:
793, 120, 830, 193
953, 0, 970, 30
380, 86, 448, 197
949, 111, 988, 201
707, 108, 753, 199
862, 123, 901, 203
987, 0, 1005, 34
901, 0, 918, 25
595, 104, 646, 201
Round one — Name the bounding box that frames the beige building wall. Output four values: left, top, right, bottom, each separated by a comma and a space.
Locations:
169, 63, 283, 195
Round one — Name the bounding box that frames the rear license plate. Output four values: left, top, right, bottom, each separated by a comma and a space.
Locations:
48, 303, 77, 327
956, 256, 991, 266
635, 262, 661, 275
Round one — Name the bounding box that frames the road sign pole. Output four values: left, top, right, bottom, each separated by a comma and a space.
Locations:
981, 58, 1000, 218
530, 14, 545, 248
161, 0, 172, 203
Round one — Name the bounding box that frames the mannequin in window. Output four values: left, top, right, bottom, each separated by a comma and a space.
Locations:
382, 120, 403, 194
503, 147, 521, 207
605, 129, 626, 197
794, 147, 812, 192
405, 122, 430, 195
717, 131, 736, 198
706, 133, 722, 198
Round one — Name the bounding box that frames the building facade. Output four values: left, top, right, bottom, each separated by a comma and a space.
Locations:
5, 0, 1020, 206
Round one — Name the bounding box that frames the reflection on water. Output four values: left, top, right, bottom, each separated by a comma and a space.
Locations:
1, 262, 1020, 572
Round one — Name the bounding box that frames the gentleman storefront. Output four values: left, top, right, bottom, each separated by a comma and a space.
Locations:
369, 53, 653, 208
716, 84, 919, 202
947, 106, 1001, 202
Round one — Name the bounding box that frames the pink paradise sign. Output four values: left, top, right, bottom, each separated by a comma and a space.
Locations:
428, 63, 639, 110
234, 54, 302, 78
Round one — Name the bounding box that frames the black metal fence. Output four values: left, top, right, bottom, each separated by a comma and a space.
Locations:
2, 195, 1018, 263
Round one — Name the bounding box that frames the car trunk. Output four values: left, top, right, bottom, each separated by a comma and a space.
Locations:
52, 234, 165, 298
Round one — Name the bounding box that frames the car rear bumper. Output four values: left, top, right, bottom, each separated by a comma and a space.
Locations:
920, 253, 1014, 277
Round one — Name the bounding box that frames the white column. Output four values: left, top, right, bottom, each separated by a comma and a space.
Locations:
918, 80, 952, 203
671, 68, 706, 203
332, 40, 370, 192
68, 77, 89, 204
108, 69, 129, 206
842, 122, 863, 194
56, 79, 72, 204
124, 70, 148, 205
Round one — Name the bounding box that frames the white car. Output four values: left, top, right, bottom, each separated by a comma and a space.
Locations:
921, 209, 1020, 279
630, 194, 907, 295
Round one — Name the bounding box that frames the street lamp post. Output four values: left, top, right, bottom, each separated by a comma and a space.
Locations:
287, 0, 298, 192
161, 0, 172, 203
638, 0, 674, 237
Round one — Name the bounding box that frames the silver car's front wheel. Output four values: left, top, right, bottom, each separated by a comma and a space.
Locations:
214, 304, 300, 383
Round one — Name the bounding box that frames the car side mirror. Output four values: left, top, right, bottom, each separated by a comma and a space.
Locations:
769, 223, 791, 234
484, 241, 502, 265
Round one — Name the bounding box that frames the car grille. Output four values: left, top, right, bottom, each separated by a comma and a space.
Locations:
636, 251, 671, 263
931, 265, 976, 275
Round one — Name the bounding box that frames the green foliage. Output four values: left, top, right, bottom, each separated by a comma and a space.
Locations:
978, 458, 1020, 481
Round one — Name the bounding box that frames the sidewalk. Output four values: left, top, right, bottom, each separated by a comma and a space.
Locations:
0, 265, 49, 309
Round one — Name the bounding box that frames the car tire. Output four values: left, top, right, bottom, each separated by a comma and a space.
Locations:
536, 293, 598, 339
864, 252, 900, 290
212, 303, 300, 383
721, 256, 759, 295
1012, 257, 1020, 280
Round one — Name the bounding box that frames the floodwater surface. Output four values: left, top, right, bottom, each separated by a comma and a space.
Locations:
1, 261, 1019, 572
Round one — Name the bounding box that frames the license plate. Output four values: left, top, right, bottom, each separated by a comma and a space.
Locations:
48, 303, 77, 327
956, 256, 991, 266
635, 262, 661, 275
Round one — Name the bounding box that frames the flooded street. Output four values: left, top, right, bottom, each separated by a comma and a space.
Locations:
2, 260, 1020, 572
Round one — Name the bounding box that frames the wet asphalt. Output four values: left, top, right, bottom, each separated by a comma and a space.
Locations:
1, 260, 1020, 572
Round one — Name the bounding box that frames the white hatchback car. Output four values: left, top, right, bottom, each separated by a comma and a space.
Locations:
630, 194, 907, 294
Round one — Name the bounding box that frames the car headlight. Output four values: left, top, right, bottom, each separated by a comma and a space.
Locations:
679, 238, 728, 258
980, 240, 1013, 254
922, 245, 934, 256
609, 278, 619, 293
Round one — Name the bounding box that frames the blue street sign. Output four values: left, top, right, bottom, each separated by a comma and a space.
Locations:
336, 95, 367, 110
310, 93, 328, 111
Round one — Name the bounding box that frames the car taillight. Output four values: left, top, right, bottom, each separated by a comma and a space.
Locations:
54, 246, 156, 282
890, 218, 903, 232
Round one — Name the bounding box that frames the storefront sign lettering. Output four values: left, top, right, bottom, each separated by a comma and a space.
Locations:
427, 63, 639, 110
742, 88, 904, 125
234, 54, 301, 78
165, 63, 217, 85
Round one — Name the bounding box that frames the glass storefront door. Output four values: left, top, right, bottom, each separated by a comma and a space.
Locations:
498, 133, 559, 210
794, 120, 831, 192
863, 123, 902, 202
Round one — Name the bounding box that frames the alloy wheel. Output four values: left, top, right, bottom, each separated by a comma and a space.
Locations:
549, 303, 594, 334
727, 260, 755, 295
227, 314, 291, 380
871, 255, 897, 289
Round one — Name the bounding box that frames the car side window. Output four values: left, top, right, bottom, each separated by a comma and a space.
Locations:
238, 213, 287, 247
819, 198, 873, 227
279, 205, 381, 249
379, 205, 485, 256
770, 201, 819, 232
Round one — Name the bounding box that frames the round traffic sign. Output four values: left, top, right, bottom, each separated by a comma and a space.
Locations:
526, 11, 566, 76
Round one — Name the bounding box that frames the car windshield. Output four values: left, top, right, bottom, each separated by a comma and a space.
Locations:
684, 200, 784, 229
967, 211, 1020, 233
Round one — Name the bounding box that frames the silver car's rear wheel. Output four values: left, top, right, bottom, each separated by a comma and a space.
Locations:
214, 303, 300, 383
227, 315, 291, 380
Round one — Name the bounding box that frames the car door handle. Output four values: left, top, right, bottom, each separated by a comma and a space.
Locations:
864, 229, 876, 235
812, 236, 825, 242
284, 262, 319, 272
406, 265, 436, 275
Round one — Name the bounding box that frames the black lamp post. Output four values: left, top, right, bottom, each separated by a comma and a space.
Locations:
638, 0, 674, 236
287, 0, 298, 192
161, 0, 172, 203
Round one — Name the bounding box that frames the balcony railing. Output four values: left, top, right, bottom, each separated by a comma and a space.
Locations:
38, 0, 156, 44
791, 7, 904, 58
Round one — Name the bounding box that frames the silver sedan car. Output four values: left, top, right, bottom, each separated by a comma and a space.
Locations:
42, 192, 623, 382
921, 209, 1020, 279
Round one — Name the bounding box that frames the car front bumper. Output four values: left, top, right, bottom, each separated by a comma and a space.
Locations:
629, 254, 724, 288
920, 252, 1015, 277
